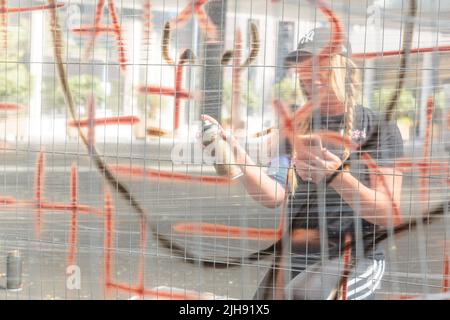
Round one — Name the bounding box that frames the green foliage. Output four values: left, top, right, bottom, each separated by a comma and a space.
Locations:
0, 63, 31, 105
372, 88, 416, 118
43, 75, 105, 115
273, 77, 304, 106
222, 80, 260, 115
0, 20, 32, 106
136, 93, 169, 119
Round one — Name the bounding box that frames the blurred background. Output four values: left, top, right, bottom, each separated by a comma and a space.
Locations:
0, 0, 448, 300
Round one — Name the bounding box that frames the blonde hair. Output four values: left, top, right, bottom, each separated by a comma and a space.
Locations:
290, 54, 361, 191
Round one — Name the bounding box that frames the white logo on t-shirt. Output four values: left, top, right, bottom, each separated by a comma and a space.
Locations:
300, 30, 315, 44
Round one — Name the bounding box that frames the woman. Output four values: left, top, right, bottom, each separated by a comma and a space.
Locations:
201, 27, 404, 300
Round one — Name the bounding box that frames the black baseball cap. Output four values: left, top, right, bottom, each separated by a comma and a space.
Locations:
284, 27, 352, 66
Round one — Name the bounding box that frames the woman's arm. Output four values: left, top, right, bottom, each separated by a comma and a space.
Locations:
294, 147, 404, 227
231, 139, 286, 208
329, 167, 403, 227
201, 114, 286, 208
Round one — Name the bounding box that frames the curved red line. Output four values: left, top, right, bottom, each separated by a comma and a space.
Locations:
109, 165, 236, 185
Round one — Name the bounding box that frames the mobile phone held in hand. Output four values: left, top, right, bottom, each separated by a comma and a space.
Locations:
296, 135, 323, 157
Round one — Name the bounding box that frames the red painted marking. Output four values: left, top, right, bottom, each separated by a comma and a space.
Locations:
142, 0, 152, 46
74, 0, 127, 72
312, 0, 344, 60
352, 45, 450, 59
0, 103, 23, 110
395, 159, 448, 173
444, 255, 449, 293
173, 64, 184, 130
105, 282, 200, 300
0, 0, 6, 49
423, 97, 434, 165
0, 3, 64, 13
67, 164, 78, 265
420, 97, 434, 205
168, 2, 194, 30
0, 196, 102, 215
136, 86, 192, 100
194, 1, 218, 41
102, 188, 200, 299
443, 242, 449, 293
340, 234, 352, 300
108, 0, 127, 72
109, 165, 236, 185
231, 29, 242, 130
87, 96, 96, 154
0, 196, 18, 206
37, 202, 102, 216
272, 100, 294, 135
172, 222, 280, 240
82, 0, 106, 60
447, 112, 450, 129
104, 190, 113, 291
68, 115, 140, 127
71, 25, 120, 35
34, 151, 45, 236
168, 0, 217, 41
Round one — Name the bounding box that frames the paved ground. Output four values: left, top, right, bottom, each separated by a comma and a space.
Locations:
0, 140, 447, 299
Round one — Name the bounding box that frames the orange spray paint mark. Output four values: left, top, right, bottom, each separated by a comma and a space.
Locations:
103, 190, 113, 292
136, 86, 192, 100
168, 0, 217, 41
420, 97, 434, 205
0, 2, 65, 49
231, 29, 242, 130
108, 0, 127, 72
69, 115, 140, 128
352, 45, 450, 59
174, 64, 185, 130
443, 242, 449, 293
0, 3, 64, 13
87, 96, 96, 154
67, 164, 78, 265
72, 0, 127, 72
142, 0, 152, 47
340, 234, 352, 300
81, 0, 106, 60
109, 165, 236, 185
34, 151, 45, 236
71, 25, 119, 35
0, 0, 7, 49
0, 103, 23, 110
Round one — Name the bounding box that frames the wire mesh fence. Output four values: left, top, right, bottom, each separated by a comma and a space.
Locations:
0, 0, 448, 300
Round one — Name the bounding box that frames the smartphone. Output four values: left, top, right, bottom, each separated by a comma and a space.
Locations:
296, 135, 323, 157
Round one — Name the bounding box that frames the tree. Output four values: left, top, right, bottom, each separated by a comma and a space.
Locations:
42, 74, 105, 115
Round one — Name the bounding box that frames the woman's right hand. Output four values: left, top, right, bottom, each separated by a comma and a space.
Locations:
200, 114, 228, 141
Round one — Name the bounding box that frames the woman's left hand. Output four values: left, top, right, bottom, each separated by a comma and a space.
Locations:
294, 147, 343, 183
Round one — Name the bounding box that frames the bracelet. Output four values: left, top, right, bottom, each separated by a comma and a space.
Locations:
325, 164, 345, 185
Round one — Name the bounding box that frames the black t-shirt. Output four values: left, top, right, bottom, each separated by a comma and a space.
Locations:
269, 105, 404, 260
